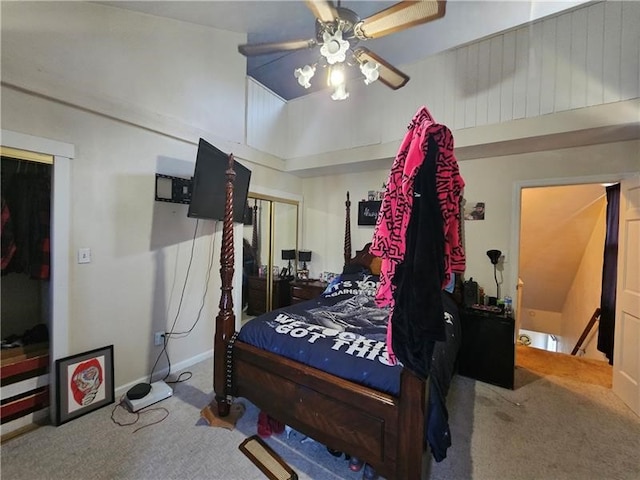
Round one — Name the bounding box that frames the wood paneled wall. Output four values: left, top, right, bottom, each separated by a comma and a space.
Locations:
246, 1, 639, 160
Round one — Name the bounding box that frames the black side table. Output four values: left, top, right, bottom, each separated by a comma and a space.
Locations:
458, 309, 515, 389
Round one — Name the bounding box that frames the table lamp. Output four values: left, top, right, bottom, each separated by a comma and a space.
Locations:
281, 249, 295, 278
297, 250, 312, 280
486, 249, 502, 303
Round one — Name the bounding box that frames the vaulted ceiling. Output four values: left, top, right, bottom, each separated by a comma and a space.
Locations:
98, 1, 590, 100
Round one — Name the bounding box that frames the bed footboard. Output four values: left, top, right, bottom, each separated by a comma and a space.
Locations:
232, 341, 425, 480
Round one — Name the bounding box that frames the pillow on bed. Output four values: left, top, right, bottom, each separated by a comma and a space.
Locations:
322, 271, 380, 295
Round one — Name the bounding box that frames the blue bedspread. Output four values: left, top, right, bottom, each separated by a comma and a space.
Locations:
238, 272, 460, 392
238, 273, 402, 394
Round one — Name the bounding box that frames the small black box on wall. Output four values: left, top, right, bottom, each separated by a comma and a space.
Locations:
358, 200, 381, 226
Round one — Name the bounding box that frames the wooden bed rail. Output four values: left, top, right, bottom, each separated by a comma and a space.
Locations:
212, 153, 237, 417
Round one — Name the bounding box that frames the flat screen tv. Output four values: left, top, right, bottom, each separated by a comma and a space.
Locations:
187, 138, 251, 223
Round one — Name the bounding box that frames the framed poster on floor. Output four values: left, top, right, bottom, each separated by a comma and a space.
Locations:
55, 345, 114, 425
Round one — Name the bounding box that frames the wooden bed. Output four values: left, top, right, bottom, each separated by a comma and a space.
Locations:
210, 156, 429, 479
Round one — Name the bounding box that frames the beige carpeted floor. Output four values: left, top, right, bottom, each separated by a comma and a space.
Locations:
1, 350, 638, 480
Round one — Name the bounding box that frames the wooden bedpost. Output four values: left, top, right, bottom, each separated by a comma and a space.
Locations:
251, 199, 260, 269
344, 191, 352, 268
212, 153, 237, 417
397, 369, 426, 479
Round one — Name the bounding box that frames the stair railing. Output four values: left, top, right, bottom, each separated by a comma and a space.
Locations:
571, 307, 601, 356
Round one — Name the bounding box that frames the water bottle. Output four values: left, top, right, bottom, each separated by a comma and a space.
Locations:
504, 296, 513, 317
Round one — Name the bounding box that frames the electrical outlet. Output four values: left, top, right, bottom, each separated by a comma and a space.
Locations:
154, 331, 164, 346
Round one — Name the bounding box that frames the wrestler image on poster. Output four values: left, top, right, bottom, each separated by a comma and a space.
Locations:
67, 356, 106, 413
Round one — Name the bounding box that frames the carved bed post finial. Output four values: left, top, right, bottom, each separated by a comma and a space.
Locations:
213, 153, 237, 417
252, 199, 260, 269
344, 191, 352, 268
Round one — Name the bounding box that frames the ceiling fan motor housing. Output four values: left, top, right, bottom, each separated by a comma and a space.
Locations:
315, 7, 360, 42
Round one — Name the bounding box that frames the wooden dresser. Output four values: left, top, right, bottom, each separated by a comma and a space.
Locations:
246, 276, 291, 316
290, 279, 327, 304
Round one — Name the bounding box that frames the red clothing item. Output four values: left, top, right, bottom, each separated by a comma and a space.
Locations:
370, 106, 465, 364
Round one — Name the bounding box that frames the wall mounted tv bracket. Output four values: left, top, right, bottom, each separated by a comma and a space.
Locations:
155, 174, 192, 204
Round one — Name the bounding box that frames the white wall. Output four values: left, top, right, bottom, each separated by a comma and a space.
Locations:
560, 202, 608, 360
1, 2, 302, 390
301, 168, 391, 278
301, 139, 639, 301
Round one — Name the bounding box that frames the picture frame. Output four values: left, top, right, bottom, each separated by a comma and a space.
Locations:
464, 200, 485, 221
55, 345, 114, 425
358, 200, 381, 226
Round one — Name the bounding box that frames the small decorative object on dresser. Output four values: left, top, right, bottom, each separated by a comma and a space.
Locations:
290, 279, 327, 304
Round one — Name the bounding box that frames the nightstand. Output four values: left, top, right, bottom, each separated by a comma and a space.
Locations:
246, 276, 291, 316
457, 308, 515, 389
290, 279, 327, 304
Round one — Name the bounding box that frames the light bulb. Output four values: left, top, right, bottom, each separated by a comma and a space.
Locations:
331, 84, 349, 101
328, 66, 345, 87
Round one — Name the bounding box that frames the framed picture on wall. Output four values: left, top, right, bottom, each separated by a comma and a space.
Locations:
55, 345, 114, 425
464, 201, 485, 221
358, 200, 382, 226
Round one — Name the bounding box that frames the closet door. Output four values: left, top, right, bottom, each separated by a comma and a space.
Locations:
242, 194, 298, 318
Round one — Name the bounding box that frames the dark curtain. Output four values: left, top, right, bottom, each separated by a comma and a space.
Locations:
597, 183, 620, 365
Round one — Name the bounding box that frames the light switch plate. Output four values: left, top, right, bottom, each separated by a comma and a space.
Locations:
78, 248, 91, 264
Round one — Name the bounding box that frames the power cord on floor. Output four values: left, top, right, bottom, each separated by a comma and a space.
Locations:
110, 394, 169, 433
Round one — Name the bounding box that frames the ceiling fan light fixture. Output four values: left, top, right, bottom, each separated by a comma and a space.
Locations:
331, 83, 349, 101
320, 29, 349, 64
328, 64, 346, 88
360, 60, 380, 85
294, 64, 316, 89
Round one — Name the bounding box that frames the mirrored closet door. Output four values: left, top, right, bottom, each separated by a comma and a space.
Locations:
242, 194, 298, 319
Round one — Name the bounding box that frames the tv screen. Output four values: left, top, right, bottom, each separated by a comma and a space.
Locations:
187, 138, 251, 223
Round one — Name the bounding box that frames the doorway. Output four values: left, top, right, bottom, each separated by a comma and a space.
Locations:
512, 175, 623, 388
0, 130, 73, 433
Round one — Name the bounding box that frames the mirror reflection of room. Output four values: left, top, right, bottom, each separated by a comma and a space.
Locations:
242, 195, 298, 323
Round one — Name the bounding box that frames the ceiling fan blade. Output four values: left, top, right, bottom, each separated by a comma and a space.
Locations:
238, 38, 317, 56
356, 0, 446, 39
305, 0, 338, 23
354, 47, 410, 90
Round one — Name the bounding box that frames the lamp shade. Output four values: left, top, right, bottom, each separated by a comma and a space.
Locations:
298, 250, 312, 263
281, 249, 296, 261
487, 249, 502, 265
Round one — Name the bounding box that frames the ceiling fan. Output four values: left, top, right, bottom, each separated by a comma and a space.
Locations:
238, 1, 446, 97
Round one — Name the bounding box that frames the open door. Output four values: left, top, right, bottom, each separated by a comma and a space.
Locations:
612, 174, 640, 416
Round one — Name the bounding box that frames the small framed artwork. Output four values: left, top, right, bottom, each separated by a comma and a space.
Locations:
358, 200, 382, 226
55, 345, 115, 425
464, 200, 485, 221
